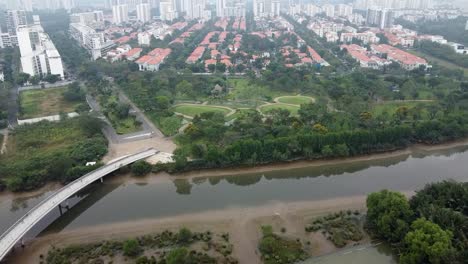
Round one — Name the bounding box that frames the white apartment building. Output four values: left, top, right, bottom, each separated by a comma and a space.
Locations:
160, 0, 177, 21
322, 4, 335, 17
17, 25, 64, 79
113, 4, 129, 24
184, 0, 209, 20
70, 11, 105, 29
136, 3, 151, 22
336, 4, 353, 17
216, 0, 246, 17
253, 0, 280, 18
70, 23, 116, 60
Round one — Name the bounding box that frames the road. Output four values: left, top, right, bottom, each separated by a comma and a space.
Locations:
0, 148, 159, 262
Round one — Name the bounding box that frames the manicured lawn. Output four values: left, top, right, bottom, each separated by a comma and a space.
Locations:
172, 105, 231, 117
277, 96, 314, 105
19, 87, 82, 119
107, 113, 142, 135
259, 104, 300, 116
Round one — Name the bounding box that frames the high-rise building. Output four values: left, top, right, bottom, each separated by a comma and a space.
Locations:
465, 20, 468, 31
322, 4, 335, 17
160, 0, 176, 20
216, 0, 226, 17
183, 0, 208, 19
253, 0, 278, 17
70, 11, 105, 28
113, 4, 129, 24
17, 24, 64, 78
335, 4, 353, 17
136, 3, 151, 22
217, 0, 245, 17
366, 8, 394, 29
5, 10, 28, 35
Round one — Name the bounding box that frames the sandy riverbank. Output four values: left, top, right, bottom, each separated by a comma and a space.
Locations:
7, 193, 416, 264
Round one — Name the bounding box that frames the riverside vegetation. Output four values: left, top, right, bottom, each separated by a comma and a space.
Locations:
45, 228, 238, 264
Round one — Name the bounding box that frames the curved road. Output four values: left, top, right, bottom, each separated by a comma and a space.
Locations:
0, 148, 159, 261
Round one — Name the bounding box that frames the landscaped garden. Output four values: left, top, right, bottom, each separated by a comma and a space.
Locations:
19, 86, 86, 119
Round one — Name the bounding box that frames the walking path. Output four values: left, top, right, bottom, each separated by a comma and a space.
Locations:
0, 129, 8, 155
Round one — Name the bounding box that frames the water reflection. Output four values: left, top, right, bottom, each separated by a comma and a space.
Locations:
1, 145, 467, 236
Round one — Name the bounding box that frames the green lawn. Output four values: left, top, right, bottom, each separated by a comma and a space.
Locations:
172, 105, 231, 117
276, 96, 314, 105
19, 87, 82, 119
259, 104, 300, 116
107, 113, 142, 135
149, 113, 184, 136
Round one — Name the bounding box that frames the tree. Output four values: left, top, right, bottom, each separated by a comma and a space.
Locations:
14, 72, 30, 86
175, 80, 194, 97
123, 239, 142, 257
131, 160, 152, 176
155, 96, 170, 111
366, 190, 414, 242
115, 103, 131, 119
43, 74, 60, 84
400, 218, 454, 264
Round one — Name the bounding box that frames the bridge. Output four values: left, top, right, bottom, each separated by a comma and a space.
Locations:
0, 148, 159, 261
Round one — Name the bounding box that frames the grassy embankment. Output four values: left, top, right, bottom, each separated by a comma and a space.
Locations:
19, 87, 82, 119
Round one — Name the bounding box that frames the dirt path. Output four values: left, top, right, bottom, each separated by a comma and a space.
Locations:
0, 129, 8, 155
273, 95, 316, 106
173, 103, 237, 117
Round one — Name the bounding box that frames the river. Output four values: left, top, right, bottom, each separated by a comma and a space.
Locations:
1, 145, 468, 262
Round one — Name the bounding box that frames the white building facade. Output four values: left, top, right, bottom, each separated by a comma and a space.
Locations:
17, 25, 64, 79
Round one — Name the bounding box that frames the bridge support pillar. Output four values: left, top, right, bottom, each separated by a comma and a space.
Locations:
100, 177, 103, 183
58, 204, 63, 215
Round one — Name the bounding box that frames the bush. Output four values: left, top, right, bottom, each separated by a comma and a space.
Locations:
177, 228, 193, 244
122, 239, 142, 257
131, 161, 152, 176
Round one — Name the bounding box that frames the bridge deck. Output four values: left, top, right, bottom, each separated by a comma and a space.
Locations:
0, 148, 158, 261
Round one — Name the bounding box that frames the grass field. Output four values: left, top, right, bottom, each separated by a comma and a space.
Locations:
149, 113, 184, 136
172, 105, 231, 117
276, 96, 314, 105
259, 104, 300, 116
19, 87, 82, 119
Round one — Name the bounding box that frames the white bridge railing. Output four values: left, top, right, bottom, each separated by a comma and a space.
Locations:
0, 148, 158, 261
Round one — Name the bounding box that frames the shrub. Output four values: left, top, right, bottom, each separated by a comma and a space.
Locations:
131, 161, 152, 176
122, 239, 142, 257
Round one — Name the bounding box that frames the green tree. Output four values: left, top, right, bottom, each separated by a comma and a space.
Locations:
131, 161, 152, 176
175, 80, 194, 97
400, 218, 454, 264
366, 190, 413, 242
